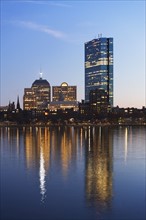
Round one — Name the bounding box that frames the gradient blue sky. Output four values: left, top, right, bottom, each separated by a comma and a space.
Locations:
1, 0, 145, 108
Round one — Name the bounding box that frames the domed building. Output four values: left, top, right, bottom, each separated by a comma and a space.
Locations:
23, 75, 51, 110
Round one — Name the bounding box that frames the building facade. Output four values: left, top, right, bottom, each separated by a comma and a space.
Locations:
49, 101, 78, 112
52, 82, 77, 102
23, 77, 51, 110
89, 89, 109, 113
85, 37, 113, 106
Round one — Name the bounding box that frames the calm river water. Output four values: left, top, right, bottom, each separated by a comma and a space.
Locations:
0, 126, 146, 220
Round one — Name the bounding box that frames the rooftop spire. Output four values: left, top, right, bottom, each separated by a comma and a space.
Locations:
16, 95, 20, 110
98, 33, 102, 38
39, 66, 43, 79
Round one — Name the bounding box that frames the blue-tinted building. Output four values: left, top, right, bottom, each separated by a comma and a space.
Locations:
85, 37, 113, 106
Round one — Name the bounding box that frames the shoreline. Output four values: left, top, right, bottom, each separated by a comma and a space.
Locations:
0, 122, 146, 128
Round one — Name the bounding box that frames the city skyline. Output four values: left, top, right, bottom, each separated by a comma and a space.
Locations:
1, 0, 145, 108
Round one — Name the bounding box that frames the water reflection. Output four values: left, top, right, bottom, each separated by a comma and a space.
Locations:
0, 127, 22, 158
85, 127, 113, 208
114, 127, 136, 162
23, 127, 80, 201
1, 126, 114, 208
0, 126, 145, 220
39, 144, 46, 202
124, 127, 128, 163
24, 127, 51, 202
49, 126, 79, 177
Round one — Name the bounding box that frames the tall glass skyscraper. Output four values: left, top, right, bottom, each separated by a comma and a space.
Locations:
85, 37, 113, 106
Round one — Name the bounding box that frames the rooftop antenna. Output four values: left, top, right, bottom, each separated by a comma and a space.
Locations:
39, 66, 43, 79
98, 33, 102, 38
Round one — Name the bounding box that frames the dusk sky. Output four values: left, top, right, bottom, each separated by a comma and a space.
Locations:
1, 0, 145, 108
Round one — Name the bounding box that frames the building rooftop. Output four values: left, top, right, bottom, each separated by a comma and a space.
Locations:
49, 101, 78, 105
32, 78, 50, 87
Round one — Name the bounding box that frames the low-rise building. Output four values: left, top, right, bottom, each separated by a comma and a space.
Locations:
52, 82, 77, 102
48, 101, 78, 111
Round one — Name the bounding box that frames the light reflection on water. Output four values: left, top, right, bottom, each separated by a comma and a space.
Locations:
0, 126, 145, 220
39, 144, 46, 203
124, 127, 128, 163
85, 127, 113, 209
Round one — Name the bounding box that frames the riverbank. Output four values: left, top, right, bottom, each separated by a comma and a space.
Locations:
0, 121, 146, 128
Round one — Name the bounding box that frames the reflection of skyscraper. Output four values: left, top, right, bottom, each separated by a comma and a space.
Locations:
85, 127, 113, 208
85, 37, 113, 106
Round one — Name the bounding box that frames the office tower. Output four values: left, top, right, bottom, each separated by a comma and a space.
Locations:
23, 75, 51, 110
52, 82, 77, 102
23, 88, 35, 110
85, 37, 113, 106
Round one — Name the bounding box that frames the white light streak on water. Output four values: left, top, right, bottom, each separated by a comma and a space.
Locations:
39, 145, 46, 203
